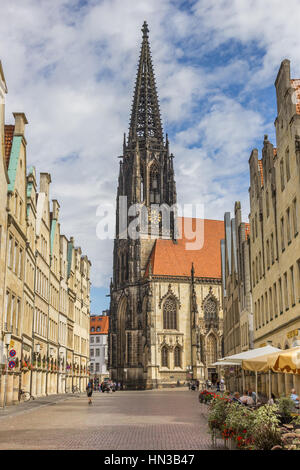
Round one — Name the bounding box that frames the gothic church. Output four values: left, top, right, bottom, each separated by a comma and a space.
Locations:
108, 22, 225, 389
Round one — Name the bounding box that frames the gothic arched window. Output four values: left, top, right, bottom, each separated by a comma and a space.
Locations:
161, 346, 168, 367
206, 334, 217, 366
163, 297, 177, 330
204, 298, 218, 323
150, 163, 160, 204
174, 346, 181, 367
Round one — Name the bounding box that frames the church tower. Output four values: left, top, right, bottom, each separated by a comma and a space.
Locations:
109, 22, 177, 388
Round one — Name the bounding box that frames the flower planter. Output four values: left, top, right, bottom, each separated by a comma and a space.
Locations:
211, 428, 223, 447
228, 438, 237, 450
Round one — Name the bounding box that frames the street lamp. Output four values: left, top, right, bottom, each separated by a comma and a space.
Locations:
3, 332, 12, 410
4, 332, 12, 349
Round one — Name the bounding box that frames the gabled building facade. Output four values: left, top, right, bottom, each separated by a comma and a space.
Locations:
248, 59, 300, 397
0, 60, 91, 406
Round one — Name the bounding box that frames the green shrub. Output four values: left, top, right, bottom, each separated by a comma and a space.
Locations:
276, 396, 295, 417
251, 404, 282, 450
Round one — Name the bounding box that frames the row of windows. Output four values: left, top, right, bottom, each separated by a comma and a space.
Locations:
161, 346, 182, 368
254, 260, 300, 329
60, 288, 68, 315
52, 254, 59, 276
241, 323, 250, 349
75, 306, 81, 325
4, 290, 21, 336
252, 199, 298, 288
24, 301, 34, 334
223, 299, 239, 333
81, 338, 87, 356
8, 234, 24, 279
90, 362, 107, 373
91, 336, 101, 343
40, 234, 48, 261
50, 283, 59, 310
252, 197, 297, 250
91, 326, 102, 332
13, 192, 23, 225
224, 328, 240, 354
36, 268, 49, 300
279, 146, 291, 192
90, 348, 101, 357
49, 319, 58, 342
25, 258, 35, 290
74, 334, 80, 353
34, 308, 47, 338
59, 321, 67, 345
280, 199, 298, 250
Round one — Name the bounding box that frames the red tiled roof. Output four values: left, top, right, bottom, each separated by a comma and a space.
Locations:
291, 79, 300, 114
4, 125, 14, 169
145, 217, 224, 279
273, 148, 277, 158
258, 159, 264, 186
90, 315, 109, 335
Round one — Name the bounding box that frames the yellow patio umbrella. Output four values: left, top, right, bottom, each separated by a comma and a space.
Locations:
272, 347, 300, 374
242, 350, 282, 372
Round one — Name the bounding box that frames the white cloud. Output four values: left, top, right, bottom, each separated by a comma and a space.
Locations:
0, 0, 298, 299
193, 0, 300, 86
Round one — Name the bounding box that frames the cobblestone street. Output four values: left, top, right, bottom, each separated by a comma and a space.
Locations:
0, 389, 221, 450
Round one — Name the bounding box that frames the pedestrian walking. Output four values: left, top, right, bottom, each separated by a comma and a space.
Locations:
86, 381, 93, 405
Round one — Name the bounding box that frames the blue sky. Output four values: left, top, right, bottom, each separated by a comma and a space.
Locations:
1, 0, 300, 313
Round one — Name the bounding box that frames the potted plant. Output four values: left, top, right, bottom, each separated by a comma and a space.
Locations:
223, 402, 255, 450
251, 404, 282, 450
208, 396, 230, 446
276, 396, 295, 424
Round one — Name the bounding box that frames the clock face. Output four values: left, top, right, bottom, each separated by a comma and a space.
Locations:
148, 209, 162, 224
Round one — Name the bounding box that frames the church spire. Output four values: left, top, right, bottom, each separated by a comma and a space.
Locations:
128, 21, 163, 147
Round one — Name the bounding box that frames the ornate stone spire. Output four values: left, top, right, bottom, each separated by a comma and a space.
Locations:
128, 21, 163, 146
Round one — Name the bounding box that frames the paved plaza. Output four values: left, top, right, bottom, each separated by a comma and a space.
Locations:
0, 389, 221, 450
